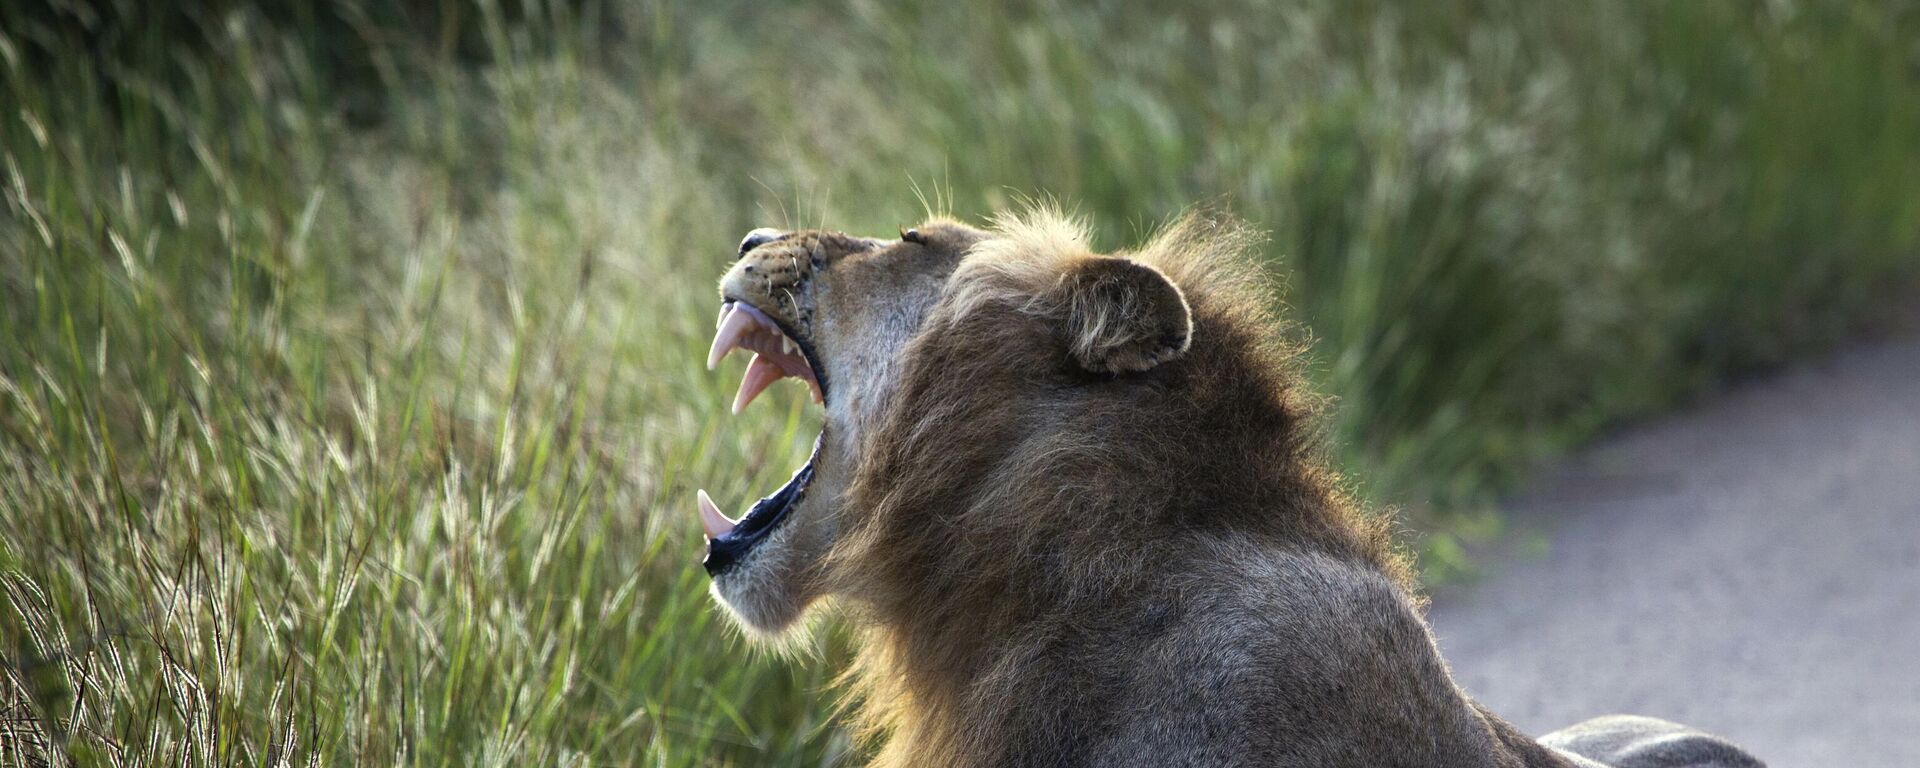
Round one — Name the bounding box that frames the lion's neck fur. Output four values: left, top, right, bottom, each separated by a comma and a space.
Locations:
828, 213, 1550, 767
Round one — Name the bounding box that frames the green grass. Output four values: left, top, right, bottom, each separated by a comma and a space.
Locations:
2, 1, 1916, 764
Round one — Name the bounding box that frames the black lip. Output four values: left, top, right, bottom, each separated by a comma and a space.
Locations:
704, 436, 820, 576
704, 298, 829, 578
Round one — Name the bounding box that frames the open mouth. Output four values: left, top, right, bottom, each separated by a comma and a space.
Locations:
698, 301, 827, 576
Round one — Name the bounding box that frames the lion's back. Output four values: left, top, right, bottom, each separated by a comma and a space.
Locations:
1068, 540, 1513, 767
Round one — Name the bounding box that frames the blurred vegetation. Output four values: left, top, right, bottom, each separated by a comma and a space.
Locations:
2, 0, 1916, 764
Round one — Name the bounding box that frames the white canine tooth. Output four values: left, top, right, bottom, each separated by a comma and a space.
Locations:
707, 306, 758, 370
782, 336, 795, 355
697, 489, 738, 538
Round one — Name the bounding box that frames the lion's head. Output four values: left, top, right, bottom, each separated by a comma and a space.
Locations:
698, 219, 985, 633
699, 210, 1398, 645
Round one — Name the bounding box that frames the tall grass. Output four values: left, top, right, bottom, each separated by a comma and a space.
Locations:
2, 1, 1916, 764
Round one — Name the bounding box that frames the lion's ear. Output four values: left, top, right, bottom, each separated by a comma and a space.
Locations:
1057, 256, 1193, 374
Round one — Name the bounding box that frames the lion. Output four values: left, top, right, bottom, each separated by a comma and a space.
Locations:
695, 210, 1765, 768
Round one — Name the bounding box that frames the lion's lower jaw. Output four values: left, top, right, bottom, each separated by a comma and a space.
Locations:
706, 523, 825, 638
708, 576, 811, 638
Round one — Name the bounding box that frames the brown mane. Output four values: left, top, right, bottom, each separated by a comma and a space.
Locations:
826, 210, 1410, 766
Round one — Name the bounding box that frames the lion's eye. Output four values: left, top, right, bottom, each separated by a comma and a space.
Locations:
738, 228, 784, 256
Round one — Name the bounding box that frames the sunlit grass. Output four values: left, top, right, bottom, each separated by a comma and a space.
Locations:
2, 1, 1916, 764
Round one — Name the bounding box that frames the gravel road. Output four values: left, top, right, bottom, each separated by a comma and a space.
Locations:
1427, 336, 1920, 768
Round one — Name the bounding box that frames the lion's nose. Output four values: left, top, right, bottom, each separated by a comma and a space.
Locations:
738, 228, 784, 257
